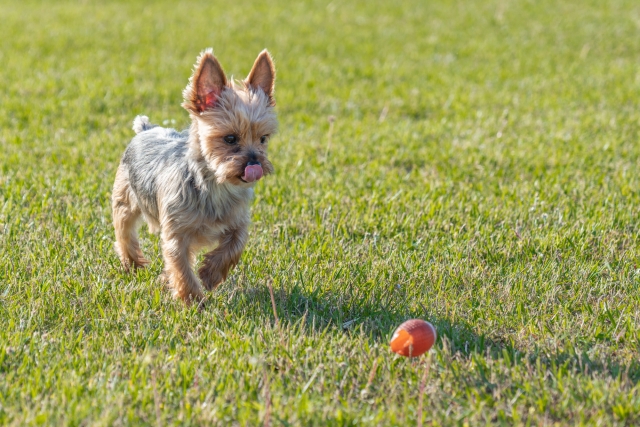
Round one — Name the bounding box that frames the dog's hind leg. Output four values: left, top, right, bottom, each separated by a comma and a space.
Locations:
112, 164, 150, 270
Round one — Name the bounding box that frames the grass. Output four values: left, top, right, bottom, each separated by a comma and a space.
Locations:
1, 0, 640, 425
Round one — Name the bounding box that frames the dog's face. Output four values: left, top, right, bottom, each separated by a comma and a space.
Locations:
183, 50, 277, 186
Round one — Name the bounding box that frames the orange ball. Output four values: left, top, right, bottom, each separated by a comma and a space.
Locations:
390, 319, 436, 357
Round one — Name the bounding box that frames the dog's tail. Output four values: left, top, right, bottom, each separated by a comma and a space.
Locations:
132, 115, 156, 134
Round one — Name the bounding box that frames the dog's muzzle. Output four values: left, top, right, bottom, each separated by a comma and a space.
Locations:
242, 162, 263, 182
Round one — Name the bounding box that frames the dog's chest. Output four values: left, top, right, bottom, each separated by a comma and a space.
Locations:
194, 188, 250, 236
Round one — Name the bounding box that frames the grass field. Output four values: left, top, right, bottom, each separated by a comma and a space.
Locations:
2, 0, 640, 425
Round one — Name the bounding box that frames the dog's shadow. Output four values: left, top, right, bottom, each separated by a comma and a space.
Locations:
215, 277, 640, 383
119, 248, 640, 384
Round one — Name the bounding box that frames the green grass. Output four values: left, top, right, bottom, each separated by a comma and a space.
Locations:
2, 0, 640, 425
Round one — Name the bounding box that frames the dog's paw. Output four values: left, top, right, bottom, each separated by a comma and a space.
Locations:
198, 265, 225, 291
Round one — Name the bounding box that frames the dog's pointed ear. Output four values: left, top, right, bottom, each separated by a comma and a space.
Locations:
246, 49, 276, 105
183, 49, 227, 113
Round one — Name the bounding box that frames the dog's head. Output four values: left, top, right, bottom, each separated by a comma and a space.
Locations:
183, 49, 277, 186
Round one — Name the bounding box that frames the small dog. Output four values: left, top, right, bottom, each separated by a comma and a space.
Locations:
112, 49, 277, 304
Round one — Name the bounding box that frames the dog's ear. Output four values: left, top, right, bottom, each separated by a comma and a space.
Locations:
183, 49, 227, 113
246, 49, 276, 105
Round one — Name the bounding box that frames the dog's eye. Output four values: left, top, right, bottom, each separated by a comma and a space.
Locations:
224, 135, 238, 145
260, 135, 269, 144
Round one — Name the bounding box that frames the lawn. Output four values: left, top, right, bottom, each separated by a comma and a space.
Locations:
1, 0, 640, 425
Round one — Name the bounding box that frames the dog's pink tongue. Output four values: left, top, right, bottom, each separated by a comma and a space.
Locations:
242, 164, 263, 182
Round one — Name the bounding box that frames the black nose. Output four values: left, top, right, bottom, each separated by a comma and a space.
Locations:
247, 160, 261, 166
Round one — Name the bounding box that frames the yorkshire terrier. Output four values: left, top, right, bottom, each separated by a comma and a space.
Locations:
112, 49, 277, 304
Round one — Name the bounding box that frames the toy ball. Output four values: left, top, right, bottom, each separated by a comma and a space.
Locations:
390, 319, 436, 357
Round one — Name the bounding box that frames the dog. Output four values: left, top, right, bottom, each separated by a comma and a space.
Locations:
112, 49, 277, 304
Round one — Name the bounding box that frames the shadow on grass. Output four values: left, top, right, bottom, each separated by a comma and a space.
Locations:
220, 278, 640, 383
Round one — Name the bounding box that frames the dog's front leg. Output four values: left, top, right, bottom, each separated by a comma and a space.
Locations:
161, 233, 204, 304
199, 226, 248, 291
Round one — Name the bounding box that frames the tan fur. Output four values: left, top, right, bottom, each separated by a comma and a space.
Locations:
112, 49, 277, 305
112, 165, 150, 270
193, 88, 277, 185
246, 50, 276, 105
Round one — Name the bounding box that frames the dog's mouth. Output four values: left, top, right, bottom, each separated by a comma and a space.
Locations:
240, 164, 264, 183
